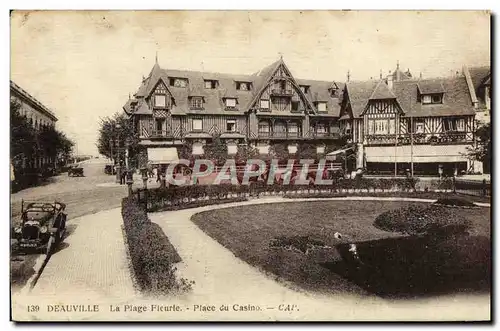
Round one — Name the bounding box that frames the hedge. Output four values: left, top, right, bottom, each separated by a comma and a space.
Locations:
373, 204, 473, 238
121, 197, 191, 295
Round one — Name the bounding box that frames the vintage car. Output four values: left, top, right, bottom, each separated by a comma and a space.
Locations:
12, 201, 67, 255
68, 164, 84, 177
104, 164, 116, 175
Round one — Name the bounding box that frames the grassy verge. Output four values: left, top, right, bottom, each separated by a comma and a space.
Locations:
191, 200, 490, 298
122, 197, 192, 295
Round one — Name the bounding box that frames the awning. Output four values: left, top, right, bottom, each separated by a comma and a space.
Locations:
326, 147, 354, 156
365, 145, 471, 163
147, 147, 179, 165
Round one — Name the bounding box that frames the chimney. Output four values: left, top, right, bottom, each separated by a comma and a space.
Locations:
395, 60, 401, 81
387, 71, 393, 90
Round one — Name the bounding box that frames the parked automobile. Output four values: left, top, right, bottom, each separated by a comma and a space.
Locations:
104, 164, 116, 175
68, 164, 84, 177
12, 201, 67, 255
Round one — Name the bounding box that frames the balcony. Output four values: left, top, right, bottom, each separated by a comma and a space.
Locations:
258, 131, 302, 139
149, 130, 174, 139
365, 132, 473, 146
310, 131, 341, 139
270, 89, 293, 97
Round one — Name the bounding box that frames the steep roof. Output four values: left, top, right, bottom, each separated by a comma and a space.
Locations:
369, 79, 397, 99
344, 80, 379, 117
130, 59, 339, 117
296, 79, 344, 117
344, 75, 475, 118
393, 76, 475, 117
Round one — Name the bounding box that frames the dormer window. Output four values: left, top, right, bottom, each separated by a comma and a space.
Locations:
316, 102, 327, 112
329, 88, 339, 98
260, 99, 270, 110
169, 77, 188, 88
190, 97, 204, 110
422, 93, 443, 104
204, 80, 218, 89
236, 82, 252, 91
153, 82, 169, 108
300, 85, 310, 94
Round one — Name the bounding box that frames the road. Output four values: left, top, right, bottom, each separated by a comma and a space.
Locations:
10, 158, 136, 292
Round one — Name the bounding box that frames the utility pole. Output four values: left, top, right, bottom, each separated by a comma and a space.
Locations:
394, 120, 398, 177
410, 96, 414, 177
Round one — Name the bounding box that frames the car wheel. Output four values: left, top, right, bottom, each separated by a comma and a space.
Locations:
46, 236, 54, 256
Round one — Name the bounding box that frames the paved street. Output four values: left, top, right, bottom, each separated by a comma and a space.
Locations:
10, 158, 138, 292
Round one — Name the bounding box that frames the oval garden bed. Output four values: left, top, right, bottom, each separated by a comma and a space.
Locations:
191, 199, 490, 299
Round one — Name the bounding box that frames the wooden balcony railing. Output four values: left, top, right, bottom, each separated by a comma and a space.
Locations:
270, 89, 293, 96
150, 130, 174, 139
258, 131, 302, 139
309, 132, 341, 139
365, 132, 473, 145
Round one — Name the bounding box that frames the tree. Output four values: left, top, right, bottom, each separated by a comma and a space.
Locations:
10, 99, 36, 168
96, 113, 139, 164
269, 143, 289, 163
203, 134, 228, 166
468, 121, 491, 171
37, 126, 74, 166
296, 142, 318, 160
235, 144, 259, 164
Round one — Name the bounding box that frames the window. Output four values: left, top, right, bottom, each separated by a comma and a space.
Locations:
288, 122, 298, 133
291, 101, 299, 112
300, 85, 310, 94
155, 119, 163, 133
236, 82, 251, 91
225, 98, 237, 108
192, 119, 203, 131
316, 123, 327, 134
317, 102, 327, 112
226, 119, 236, 132
388, 119, 396, 134
260, 99, 270, 109
456, 118, 465, 132
170, 78, 187, 88
422, 93, 443, 104
432, 94, 442, 104
258, 121, 270, 133
191, 97, 203, 110
329, 88, 338, 98
370, 119, 389, 134
443, 119, 457, 132
155, 95, 166, 107
415, 122, 425, 134
280, 81, 286, 90
204, 80, 217, 89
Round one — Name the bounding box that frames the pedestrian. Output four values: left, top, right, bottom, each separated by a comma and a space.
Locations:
120, 169, 125, 185
156, 168, 161, 183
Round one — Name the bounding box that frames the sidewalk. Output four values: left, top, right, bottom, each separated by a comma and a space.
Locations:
22, 208, 136, 301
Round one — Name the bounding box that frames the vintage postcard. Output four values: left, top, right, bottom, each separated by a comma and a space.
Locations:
9, 10, 491, 322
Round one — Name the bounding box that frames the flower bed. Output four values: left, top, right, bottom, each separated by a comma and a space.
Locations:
121, 197, 192, 295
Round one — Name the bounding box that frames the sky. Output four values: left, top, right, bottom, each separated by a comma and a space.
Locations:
10, 10, 490, 156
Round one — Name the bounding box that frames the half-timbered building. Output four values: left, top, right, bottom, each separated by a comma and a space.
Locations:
123, 57, 345, 168
339, 68, 482, 175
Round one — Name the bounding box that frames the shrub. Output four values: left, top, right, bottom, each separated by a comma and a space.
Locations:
121, 197, 191, 295
373, 205, 472, 238
434, 197, 476, 207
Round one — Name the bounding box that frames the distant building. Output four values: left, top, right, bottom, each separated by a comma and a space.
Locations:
463, 65, 491, 124
10, 80, 58, 170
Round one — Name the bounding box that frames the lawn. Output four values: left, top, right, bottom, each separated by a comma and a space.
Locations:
191, 200, 491, 299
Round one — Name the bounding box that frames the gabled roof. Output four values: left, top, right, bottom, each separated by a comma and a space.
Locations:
344, 80, 379, 118
417, 80, 446, 94
394, 76, 474, 117
296, 79, 344, 117
129, 58, 340, 117
369, 79, 397, 100
343, 75, 475, 118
